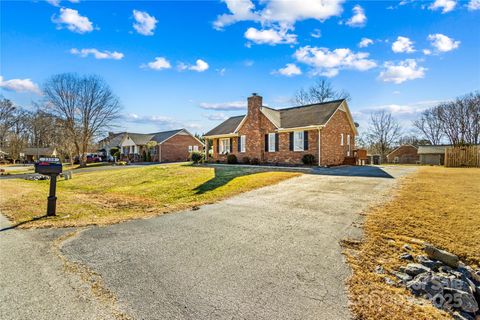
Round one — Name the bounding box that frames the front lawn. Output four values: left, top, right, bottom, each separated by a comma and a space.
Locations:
0, 163, 300, 228
346, 167, 480, 320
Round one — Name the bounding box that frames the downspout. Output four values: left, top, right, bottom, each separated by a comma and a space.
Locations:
318, 128, 322, 166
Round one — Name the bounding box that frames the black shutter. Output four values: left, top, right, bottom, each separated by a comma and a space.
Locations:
237, 137, 241, 152
289, 132, 294, 151
275, 133, 279, 151
265, 134, 269, 152
304, 131, 309, 150
229, 138, 233, 153
216, 139, 219, 154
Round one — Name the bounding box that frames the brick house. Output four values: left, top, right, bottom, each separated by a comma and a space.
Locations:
203, 94, 358, 166
386, 144, 419, 164
113, 129, 204, 163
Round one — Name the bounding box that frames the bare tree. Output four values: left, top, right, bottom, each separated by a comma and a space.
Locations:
0, 97, 17, 150
366, 110, 401, 160
43, 73, 121, 166
6, 109, 30, 163
413, 107, 444, 145
293, 79, 351, 105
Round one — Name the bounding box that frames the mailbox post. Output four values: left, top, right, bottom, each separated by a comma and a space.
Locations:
35, 157, 62, 216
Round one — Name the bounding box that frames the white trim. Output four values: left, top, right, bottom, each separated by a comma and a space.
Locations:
324, 100, 358, 135
293, 131, 304, 152
340, 133, 344, 146
260, 107, 280, 128
268, 133, 276, 152
233, 115, 248, 133
203, 133, 239, 139
276, 125, 323, 133
318, 128, 322, 166
240, 135, 246, 153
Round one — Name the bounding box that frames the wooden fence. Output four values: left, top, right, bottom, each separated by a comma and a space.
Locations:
445, 146, 480, 167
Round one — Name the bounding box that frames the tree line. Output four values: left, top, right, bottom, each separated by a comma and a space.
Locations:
0, 73, 121, 166
294, 80, 480, 160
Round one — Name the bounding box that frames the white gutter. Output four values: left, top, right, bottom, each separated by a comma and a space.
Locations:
276, 125, 324, 133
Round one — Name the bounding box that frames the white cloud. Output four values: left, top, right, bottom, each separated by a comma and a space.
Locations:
47, 0, 61, 6
244, 27, 297, 45
261, 0, 344, 24
468, 0, 480, 10
310, 28, 321, 38
204, 113, 230, 121
70, 48, 124, 60
0, 76, 41, 95
423, 49, 432, 55
273, 63, 302, 76
346, 5, 367, 27
429, 0, 457, 13
143, 57, 172, 70
213, 0, 260, 30
177, 60, 209, 72
293, 46, 377, 77
391, 36, 415, 53
122, 113, 201, 131
358, 37, 373, 48
52, 8, 94, 34
199, 101, 246, 111
378, 59, 426, 84
244, 60, 254, 67
214, 0, 344, 30
427, 33, 460, 52
132, 10, 157, 36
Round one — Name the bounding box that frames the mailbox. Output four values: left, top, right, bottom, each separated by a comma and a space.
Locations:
35, 157, 62, 175
34, 157, 62, 217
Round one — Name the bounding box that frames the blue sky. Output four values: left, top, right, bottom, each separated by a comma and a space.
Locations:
1, 0, 479, 136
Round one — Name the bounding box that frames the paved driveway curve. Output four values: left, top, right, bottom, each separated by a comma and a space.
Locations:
59, 165, 416, 320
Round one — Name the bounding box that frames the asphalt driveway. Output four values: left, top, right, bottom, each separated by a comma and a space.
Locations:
55, 165, 416, 320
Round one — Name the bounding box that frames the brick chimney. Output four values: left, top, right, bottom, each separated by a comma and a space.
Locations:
248, 93, 262, 116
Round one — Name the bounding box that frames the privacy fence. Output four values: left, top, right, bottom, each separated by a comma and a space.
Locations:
445, 146, 480, 168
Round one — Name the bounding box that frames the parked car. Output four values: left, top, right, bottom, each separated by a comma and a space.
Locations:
73, 154, 102, 164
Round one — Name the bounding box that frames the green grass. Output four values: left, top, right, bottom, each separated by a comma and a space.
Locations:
0, 163, 300, 228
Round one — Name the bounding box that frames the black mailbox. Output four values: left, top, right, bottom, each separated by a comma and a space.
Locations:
34, 157, 62, 217
35, 157, 63, 175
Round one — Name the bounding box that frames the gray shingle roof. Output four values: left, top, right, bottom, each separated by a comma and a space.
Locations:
204, 99, 344, 136
151, 129, 183, 143
121, 129, 191, 146
204, 116, 245, 136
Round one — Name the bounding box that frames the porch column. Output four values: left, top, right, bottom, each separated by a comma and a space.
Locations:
205, 139, 209, 161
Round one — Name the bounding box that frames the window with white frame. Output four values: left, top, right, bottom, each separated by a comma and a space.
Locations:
268, 133, 276, 152
294, 131, 304, 151
188, 146, 193, 152
340, 133, 344, 146
193, 145, 199, 152
219, 138, 230, 154
347, 134, 351, 146
240, 135, 246, 153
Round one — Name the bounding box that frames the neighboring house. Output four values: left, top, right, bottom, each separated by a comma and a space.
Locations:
418, 145, 450, 165
21, 147, 57, 163
98, 132, 126, 160
386, 145, 419, 164
203, 93, 358, 166
118, 129, 204, 163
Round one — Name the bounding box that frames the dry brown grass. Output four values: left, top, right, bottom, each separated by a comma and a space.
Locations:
0, 164, 300, 228
346, 166, 480, 320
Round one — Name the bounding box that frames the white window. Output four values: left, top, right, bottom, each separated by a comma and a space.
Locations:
219, 138, 230, 154
188, 146, 193, 152
340, 134, 344, 146
268, 133, 276, 152
240, 135, 246, 153
193, 145, 199, 152
294, 131, 304, 151
347, 134, 351, 146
